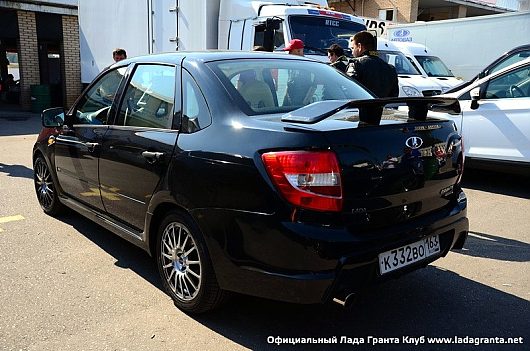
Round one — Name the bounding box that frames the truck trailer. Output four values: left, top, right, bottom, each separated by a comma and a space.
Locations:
79, 0, 367, 83
386, 11, 530, 81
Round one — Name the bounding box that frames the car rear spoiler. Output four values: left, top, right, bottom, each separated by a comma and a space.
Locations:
281, 97, 461, 125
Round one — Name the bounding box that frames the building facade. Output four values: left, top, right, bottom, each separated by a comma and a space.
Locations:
0, 0, 81, 111
328, 0, 523, 23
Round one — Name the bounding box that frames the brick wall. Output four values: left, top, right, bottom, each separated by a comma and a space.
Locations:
17, 11, 40, 111
330, 0, 418, 23
61, 15, 81, 109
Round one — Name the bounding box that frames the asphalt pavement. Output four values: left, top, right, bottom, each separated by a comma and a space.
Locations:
0, 107, 528, 351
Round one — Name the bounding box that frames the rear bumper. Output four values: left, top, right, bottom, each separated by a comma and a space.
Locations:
195, 198, 469, 304
325, 216, 468, 303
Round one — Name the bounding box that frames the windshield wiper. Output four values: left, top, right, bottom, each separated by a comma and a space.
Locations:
281, 97, 461, 125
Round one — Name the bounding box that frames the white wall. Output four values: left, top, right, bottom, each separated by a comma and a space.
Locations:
387, 11, 530, 80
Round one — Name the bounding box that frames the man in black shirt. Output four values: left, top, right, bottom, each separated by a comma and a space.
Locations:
346, 31, 399, 98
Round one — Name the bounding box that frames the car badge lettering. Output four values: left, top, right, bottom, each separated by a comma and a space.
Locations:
405, 136, 423, 149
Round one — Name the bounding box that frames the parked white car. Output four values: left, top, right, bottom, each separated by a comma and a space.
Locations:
440, 57, 530, 173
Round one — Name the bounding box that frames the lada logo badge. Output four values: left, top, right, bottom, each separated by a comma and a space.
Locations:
405, 136, 423, 149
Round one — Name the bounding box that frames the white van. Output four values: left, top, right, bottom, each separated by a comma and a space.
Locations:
393, 42, 463, 90
377, 38, 444, 97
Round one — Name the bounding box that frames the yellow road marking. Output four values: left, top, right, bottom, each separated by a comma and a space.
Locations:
0, 215, 25, 224
0, 215, 25, 232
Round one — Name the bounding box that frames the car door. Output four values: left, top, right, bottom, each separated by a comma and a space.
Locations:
54, 67, 127, 209
98, 64, 179, 231
460, 64, 530, 163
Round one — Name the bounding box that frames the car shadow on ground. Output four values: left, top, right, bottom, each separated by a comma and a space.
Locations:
54, 212, 529, 351
462, 168, 530, 199
197, 267, 530, 351
455, 231, 530, 262
0, 163, 34, 179
57, 211, 162, 290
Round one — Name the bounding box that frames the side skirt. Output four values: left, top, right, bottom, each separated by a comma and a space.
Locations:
59, 196, 150, 253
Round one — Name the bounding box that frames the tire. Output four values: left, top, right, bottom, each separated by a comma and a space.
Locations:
33, 156, 64, 216
156, 210, 227, 314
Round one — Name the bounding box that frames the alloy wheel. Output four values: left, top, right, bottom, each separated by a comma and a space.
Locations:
160, 222, 202, 301
34, 158, 55, 211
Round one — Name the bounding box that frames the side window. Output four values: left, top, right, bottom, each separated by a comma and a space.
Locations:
74, 67, 126, 125
490, 50, 530, 75
181, 70, 211, 133
484, 66, 530, 99
458, 90, 471, 101
117, 64, 176, 129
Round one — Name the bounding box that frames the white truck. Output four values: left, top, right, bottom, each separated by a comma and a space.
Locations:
79, 0, 367, 83
386, 11, 530, 81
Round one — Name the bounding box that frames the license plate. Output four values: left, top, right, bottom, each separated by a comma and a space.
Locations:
378, 235, 440, 275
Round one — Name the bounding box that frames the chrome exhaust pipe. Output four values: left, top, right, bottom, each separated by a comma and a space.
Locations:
332, 293, 356, 309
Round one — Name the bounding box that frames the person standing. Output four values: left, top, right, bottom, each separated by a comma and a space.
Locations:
283, 39, 304, 56
0, 41, 8, 84
346, 31, 399, 98
112, 48, 127, 63
282, 39, 312, 106
327, 44, 348, 73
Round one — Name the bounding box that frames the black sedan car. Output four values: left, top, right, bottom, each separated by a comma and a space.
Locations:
33, 52, 468, 313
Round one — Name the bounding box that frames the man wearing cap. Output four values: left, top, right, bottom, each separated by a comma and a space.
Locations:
283, 39, 314, 106
283, 39, 305, 56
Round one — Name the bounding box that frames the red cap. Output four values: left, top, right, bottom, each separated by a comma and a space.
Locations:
283, 39, 304, 51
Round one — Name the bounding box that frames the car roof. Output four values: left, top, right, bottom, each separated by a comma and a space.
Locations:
111, 50, 316, 66
502, 44, 530, 55
476, 56, 530, 83
480, 44, 530, 75
445, 56, 530, 97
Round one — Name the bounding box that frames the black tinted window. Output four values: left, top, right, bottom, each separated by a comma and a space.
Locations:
74, 67, 126, 125
181, 70, 211, 133
117, 64, 176, 129
288, 15, 365, 55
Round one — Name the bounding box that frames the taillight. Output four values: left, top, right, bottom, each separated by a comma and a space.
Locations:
261, 150, 343, 212
456, 137, 464, 185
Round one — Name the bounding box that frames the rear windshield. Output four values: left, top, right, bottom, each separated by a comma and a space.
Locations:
208, 58, 372, 115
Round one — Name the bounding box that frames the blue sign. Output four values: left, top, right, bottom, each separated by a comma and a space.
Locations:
393, 29, 410, 37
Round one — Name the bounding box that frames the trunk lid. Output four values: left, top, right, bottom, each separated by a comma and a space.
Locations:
315, 110, 462, 230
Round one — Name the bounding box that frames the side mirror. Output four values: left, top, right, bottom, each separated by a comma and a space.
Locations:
42, 107, 65, 127
256, 18, 283, 52
470, 87, 480, 110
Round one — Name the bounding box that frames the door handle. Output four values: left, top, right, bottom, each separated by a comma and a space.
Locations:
85, 142, 100, 153
142, 151, 165, 163
61, 125, 75, 136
